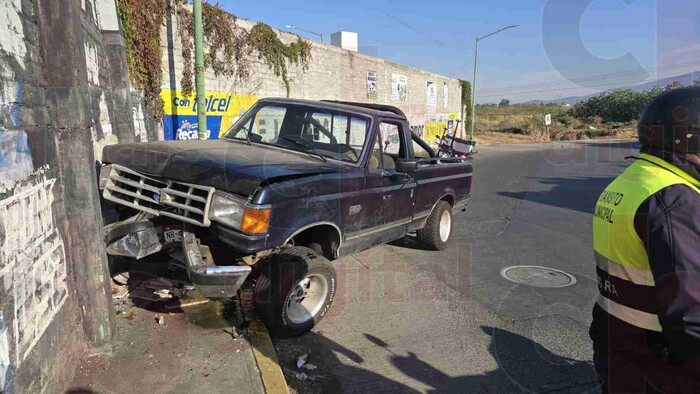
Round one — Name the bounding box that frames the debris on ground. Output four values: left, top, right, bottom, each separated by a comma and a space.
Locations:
155, 315, 166, 326
124, 311, 136, 321
168, 298, 209, 309
296, 353, 309, 369
293, 372, 308, 381
301, 363, 317, 371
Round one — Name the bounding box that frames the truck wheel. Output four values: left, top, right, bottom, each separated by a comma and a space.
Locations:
253, 247, 336, 337
417, 201, 453, 250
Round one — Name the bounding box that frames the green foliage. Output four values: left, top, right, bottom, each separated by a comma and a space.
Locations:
117, 0, 166, 119
459, 79, 472, 131
247, 23, 312, 97
554, 114, 574, 126
568, 88, 662, 123
498, 99, 510, 108
174, 2, 311, 97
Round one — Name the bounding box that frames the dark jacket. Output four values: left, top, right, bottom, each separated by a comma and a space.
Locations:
591, 151, 700, 373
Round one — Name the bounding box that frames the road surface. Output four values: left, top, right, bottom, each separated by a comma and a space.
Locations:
273, 140, 639, 393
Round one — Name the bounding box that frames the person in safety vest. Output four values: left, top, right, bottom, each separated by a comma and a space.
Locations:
590, 86, 700, 393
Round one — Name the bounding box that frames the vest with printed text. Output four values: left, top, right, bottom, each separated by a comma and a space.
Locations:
593, 153, 700, 332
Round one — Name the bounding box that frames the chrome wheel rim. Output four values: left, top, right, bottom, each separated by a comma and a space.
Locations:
286, 274, 329, 325
439, 210, 451, 242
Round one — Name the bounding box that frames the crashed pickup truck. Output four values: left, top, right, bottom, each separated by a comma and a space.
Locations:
99, 98, 473, 336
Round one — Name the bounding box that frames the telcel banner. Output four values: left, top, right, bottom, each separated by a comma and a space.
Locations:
161, 90, 258, 140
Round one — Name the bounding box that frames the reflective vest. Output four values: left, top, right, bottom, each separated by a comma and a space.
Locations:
593, 153, 700, 332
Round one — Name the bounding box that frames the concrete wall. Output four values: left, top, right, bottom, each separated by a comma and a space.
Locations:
0, 0, 130, 392
161, 8, 465, 143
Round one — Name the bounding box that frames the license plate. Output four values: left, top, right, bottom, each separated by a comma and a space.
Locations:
163, 227, 182, 243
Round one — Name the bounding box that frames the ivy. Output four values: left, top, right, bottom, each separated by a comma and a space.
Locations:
246, 23, 311, 97
460, 79, 472, 131
174, 2, 311, 97
117, 0, 165, 119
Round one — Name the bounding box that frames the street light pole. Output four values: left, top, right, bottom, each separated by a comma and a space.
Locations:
285, 25, 323, 43
470, 24, 519, 141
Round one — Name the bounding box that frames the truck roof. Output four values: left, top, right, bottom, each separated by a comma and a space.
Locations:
258, 98, 408, 120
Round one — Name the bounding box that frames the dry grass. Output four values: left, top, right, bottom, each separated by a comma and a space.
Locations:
471, 107, 637, 146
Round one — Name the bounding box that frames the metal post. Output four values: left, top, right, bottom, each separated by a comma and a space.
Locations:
194, 0, 207, 139
470, 38, 479, 141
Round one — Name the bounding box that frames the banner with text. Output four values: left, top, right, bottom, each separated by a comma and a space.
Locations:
161, 90, 258, 140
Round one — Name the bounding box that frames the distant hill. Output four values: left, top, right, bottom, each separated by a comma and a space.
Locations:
520, 71, 700, 105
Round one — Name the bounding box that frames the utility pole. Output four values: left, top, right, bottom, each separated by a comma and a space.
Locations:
470, 24, 519, 141
194, 0, 207, 139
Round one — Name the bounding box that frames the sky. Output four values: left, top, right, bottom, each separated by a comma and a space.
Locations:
218, 0, 700, 103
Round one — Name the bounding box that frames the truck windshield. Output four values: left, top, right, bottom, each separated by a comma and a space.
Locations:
222, 103, 370, 163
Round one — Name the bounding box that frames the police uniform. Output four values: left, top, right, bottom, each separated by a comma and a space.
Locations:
591, 87, 700, 393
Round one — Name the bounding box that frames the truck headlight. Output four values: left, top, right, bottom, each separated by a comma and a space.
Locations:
209, 192, 271, 234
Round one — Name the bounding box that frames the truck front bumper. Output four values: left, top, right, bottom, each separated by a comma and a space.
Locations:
182, 231, 251, 298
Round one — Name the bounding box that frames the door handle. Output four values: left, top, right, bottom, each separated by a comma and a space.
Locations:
380, 170, 393, 178
383, 195, 392, 200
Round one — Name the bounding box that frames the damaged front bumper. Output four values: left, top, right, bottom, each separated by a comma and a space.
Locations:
181, 231, 250, 298
104, 217, 251, 298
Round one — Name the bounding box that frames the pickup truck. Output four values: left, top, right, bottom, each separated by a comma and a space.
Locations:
99, 98, 473, 336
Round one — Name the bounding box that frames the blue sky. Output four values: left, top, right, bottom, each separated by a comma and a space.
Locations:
218, 0, 699, 103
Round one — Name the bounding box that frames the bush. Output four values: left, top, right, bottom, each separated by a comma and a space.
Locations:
568, 88, 662, 123
554, 114, 574, 125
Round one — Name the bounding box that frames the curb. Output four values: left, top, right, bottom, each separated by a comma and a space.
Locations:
248, 315, 289, 394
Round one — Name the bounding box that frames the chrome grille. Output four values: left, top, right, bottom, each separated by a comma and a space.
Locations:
102, 164, 215, 226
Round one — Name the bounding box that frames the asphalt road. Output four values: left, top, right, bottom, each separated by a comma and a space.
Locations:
273, 139, 640, 394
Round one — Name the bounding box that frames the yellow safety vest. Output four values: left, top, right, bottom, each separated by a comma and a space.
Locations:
593, 153, 700, 332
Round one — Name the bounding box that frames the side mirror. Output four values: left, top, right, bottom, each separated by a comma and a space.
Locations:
396, 159, 418, 173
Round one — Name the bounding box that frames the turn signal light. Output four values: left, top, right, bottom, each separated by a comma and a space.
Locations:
241, 208, 271, 234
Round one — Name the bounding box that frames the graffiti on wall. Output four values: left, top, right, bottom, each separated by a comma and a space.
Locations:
160, 90, 258, 140
0, 130, 34, 193
0, 175, 68, 364
426, 81, 437, 121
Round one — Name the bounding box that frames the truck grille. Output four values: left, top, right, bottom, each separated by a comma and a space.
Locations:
102, 164, 215, 226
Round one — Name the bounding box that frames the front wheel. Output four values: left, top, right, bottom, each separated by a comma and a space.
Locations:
417, 200, 453, 250
253, 247, 336, 337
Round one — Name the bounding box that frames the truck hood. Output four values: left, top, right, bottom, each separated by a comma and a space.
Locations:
102, 140, 348, 197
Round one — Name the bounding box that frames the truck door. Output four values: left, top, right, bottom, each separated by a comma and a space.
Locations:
362, 120, 416, 242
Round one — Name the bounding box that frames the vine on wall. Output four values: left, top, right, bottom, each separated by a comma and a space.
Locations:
173, 1, 311, 97
117, 0, 165, 119
460, 79, 472, 132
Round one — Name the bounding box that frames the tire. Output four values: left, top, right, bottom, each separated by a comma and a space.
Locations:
253, 246, 336, 337
417, 200, 453, 250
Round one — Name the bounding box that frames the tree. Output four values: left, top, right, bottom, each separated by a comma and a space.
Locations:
664, 80, 683, 92
499, 99, 511, 108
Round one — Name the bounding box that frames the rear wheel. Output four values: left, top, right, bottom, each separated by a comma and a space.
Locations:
253, 247, 336, 337
417, 200, 453, 250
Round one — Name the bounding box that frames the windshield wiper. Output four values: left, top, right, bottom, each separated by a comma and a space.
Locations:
280, 136, 327, 162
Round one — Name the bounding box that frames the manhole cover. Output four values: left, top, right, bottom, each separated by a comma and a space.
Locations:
501, 266, 577, 288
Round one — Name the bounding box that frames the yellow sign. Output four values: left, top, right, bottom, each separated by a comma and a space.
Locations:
425, 113, 460, 142
160, 90, 258, 140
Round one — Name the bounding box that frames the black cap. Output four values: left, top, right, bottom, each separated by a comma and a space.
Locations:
638, 86, 700, 154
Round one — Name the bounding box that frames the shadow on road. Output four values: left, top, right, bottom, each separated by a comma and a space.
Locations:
387, 327, 599, 393
276, 326, 599, 393
498, 175, 615, 214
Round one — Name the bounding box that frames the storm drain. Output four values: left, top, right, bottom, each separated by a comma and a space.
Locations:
500, 266, 577, 288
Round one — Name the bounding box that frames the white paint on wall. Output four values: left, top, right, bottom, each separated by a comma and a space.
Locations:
94, 0, 120, 31
0, 176, 68, 364
0, 0, 26, 63
0, 311, 13, 393
84, 40, 99, 86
